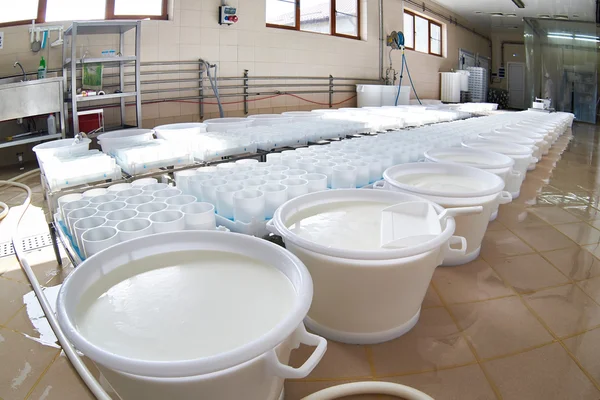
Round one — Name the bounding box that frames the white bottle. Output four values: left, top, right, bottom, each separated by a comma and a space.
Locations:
47, 114, 57, 135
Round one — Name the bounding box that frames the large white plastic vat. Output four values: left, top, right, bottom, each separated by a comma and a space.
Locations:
268, 189, 465, 344
423, 147, 520, 221
376, 163, 511, 266
97, 129, 154, 155
56, 231, 326, 400
204, 118, 252, 132
153, 123, 207, 141
33, 138, 92, 166
356, 85, 410, 107
478, 132, 540, 170
461, 140, 536, 199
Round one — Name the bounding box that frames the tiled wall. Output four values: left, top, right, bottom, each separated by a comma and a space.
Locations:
0, 0, 490, 165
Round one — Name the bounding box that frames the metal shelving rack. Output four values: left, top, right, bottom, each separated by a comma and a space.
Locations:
62, 20, 142, 134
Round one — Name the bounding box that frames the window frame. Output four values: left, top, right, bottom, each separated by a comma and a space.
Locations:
0, 0, 168, 28
266, 0, 361, 40
403, 9, 443, 58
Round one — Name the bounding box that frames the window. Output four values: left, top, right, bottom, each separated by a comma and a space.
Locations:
403, 10, 443, 56
266, 0, 360, 39
0, 0, 167, 27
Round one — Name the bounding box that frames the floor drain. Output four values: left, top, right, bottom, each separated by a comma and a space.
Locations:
0, 233, 53, 258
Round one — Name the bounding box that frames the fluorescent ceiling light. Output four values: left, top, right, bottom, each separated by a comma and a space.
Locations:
575, 34, 599, 40
547, 34, 573, 39
575, 37, 600, 42
548, 32, 574, 37
512, 0, 525, 8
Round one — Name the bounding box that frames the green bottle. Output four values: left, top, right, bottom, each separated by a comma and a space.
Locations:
37, 57, 47, 79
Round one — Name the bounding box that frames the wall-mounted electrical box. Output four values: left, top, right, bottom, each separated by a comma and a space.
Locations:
219, 6, 238, 25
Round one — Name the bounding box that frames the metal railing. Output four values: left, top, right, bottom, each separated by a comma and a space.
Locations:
6, 60, 381, 119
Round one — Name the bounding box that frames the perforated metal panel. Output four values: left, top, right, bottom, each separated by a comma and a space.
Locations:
0, 233, 53, 258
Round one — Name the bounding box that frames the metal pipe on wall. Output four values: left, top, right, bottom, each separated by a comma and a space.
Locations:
379, 0, 385, 81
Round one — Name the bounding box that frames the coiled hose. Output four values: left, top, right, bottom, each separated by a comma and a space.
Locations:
2, 176, 432, 400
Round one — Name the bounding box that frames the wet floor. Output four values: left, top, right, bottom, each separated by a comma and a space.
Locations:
2, 123, 600, 399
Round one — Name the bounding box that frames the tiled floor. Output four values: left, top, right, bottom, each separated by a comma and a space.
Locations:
3, 123, 600, 399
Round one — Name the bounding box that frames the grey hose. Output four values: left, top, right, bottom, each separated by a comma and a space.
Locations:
201, 60, 224, 118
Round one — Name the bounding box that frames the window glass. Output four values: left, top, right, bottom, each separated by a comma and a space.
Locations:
45, 0, 105, 21
335, 0, 358, 37
403, 13, 414, 48
415, 15, 429, 53
300, 0, 330, 34
266, 0, 297, 27
430, 23, 441, 55
0, 0, 39, 24
114, 0, 163, 16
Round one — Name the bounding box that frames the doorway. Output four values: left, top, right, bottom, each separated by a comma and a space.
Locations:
508, 62, 526, 109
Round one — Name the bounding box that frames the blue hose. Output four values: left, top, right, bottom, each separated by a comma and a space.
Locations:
403, 54, 422, 105
394, 55, 405, 106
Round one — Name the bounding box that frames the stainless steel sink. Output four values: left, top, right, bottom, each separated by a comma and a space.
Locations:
0, 77, 64, 122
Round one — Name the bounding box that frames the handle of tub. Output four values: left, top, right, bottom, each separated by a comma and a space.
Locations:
373, 180, 385, 190
266, 219, 280, 235
498, 191, 513, 205
509, 169, 522, 180
444, 236, 467, 257
267, 324, 327, 379
531, 157, 539, 164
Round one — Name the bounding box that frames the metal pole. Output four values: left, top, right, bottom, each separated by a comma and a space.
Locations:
199, 59, 204, 120
329, 75, 334, 108
243, 69, 249, 115
70, 23, 79, 134
134, 21, 142, 128
119, 30, 126, 127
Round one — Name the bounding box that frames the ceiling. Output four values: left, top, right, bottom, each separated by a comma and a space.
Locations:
429, 0, 596, 32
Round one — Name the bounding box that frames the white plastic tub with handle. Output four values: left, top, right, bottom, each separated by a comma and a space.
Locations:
461, 140, 536, 199
478, 132, 540, 170
375, 163, 512, 266
56, 231, 325, 400
494, 127, 551, 156
423, 147, 520, 221
268, 189, 466, 344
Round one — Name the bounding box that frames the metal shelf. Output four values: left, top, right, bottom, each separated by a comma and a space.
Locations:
75, 92, 138, 102
63, 20, 142, 135
0, 133, 62, 149
63, 55, 137, 67
64, 20, 139, 36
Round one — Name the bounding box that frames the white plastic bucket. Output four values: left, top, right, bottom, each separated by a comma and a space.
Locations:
56, 231, 325, 400
461, 139, 535, 199
376, 163, 512, 266
423, 147, 520, 221
268, 189, 464, 344
478, 132, 540, 170
494, 127, 551, 155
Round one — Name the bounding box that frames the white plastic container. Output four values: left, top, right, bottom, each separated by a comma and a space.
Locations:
74, 216, 106, 250
150, 210, 185, 233
233, 190, 265, 223
181, 202, 216, 230
423, 147, 521, 220
216, 183, 244, 219
376, 163, 512, 266
478, 133, 540, 170
302, 173, 328, 193
259, 184, 288, 219
117, 218, 153, 242
268, 189, 463, 344
462, 140, 536, 198
356, 85, 410, 107
281, 178, 308, 199
132, 178, 159, 187
56, 231, 325, 400
200, 179, 228, 207
81, 226, 119, 258
154, 123, 207, 141
97, 129, 154, 155
136, 202, 168, 219
204, 118, 251, 132
332, 165, 357, 189
33, 138, 91, 165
